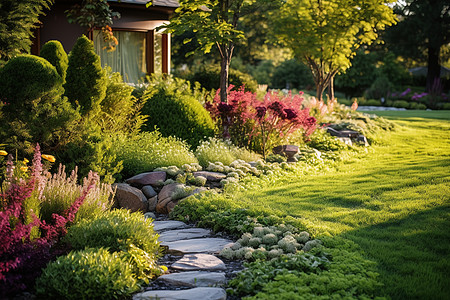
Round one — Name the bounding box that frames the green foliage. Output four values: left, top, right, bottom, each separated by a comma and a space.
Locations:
0, 0, 53, 63
65, 0, 120, 30
270, 0, 397, 100
189, 65, 258, 92
110, 131, 198, 179
39, 40, 68, 82
58, 133, 123, 184
271, 59, 314, 90
98, 68, 147, 135
364, 76, 393, 100
64, 35, 106, 117
0, 54, 80, 155
140, 75, 215, 148
65, 209, 160, 256
335, 50, 378, 97
392, 100, 410, 109
35, 248, 139, 300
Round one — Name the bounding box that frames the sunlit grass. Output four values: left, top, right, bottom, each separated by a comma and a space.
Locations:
230, 111, 450, 299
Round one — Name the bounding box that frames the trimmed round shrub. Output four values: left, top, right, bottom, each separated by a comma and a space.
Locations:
189, 65, 258, 92
271, 59, 314, 90
0, 54, 63, 105
40, 40, 68, 81
64, 209, 160, 256
393, 100, 409, 109
64, 35, 106, 117
141, 75, 215, 148
0, 54, 79, 155
35, 248, 139, 300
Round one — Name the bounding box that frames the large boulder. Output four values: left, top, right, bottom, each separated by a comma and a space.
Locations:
156, 183, 185, 214
192, 171, 226, 182
112, 183, 147, 212
125, 171, 166, 188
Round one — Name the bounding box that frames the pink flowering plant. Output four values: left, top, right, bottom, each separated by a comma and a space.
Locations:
206, 87, 317, 158
0, 144, 97, 297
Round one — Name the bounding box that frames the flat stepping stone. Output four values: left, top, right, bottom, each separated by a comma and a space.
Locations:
162, 238, 233, 255
158, 271, 226, 287
133, 287, 226, 300
159, 228, 212, 243
153, 220, 188, 232
171, 254, 226, 271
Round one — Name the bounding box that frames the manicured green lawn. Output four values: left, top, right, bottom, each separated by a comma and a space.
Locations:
234, 111, 450, 299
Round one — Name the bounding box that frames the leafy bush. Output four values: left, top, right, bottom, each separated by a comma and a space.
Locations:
65, 209, 160, 256
271, 59, 314, 90
39, 40, 68, 81
393, 100, 409, 109
98, 68, 147, 135
35, 248, 139, 300
364, 76, 393, 100
141, 75, 215, 148
64, 35, 106, 117
365, 99, 382, 106
0, 54, 79, 156
110, 131, 198, 179
189, 65, 258, 92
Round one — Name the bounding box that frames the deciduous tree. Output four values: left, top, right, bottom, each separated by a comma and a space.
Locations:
270, 0, 396, 101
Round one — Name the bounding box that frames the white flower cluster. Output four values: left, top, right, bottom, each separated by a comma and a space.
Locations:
219, 225, 320, 260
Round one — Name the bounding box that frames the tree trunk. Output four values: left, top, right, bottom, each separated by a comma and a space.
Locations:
426, 45, 440, 93
316, 82, 326, 102
219, 48, 230, 103
328, 75, 335, 101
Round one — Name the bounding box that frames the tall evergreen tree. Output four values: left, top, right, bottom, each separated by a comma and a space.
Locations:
0, 0, 53, 63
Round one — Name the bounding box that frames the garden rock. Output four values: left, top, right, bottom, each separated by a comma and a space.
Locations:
171, 254, 226, 271
193, 171, 226, 182
112, 183, 147, 212
337, 137, 353, 146
159, 228, 212, 243
153, 220, 189, 232
133, 287, 226, 300
142, 185, 157, 198
144, 212, 156, 220
162, 238, 234, 255
156, 183, 185, 214
148, 196, 158, 212
158, 271, 226, 287
125, 171, 166, 188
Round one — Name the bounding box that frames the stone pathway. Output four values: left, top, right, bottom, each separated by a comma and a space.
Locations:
132, 218, 241, 300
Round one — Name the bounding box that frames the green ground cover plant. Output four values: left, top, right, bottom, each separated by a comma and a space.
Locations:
171, 111, 449, 299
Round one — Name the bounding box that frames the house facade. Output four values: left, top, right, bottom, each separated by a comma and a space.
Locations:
32, 0, 179, 83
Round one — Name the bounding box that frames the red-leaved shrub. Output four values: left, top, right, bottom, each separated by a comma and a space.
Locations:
206, 86, 317, 157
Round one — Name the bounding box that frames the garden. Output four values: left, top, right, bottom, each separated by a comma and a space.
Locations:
1, 0, 449, 300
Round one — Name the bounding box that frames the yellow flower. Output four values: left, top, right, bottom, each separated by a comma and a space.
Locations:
23, 158, 29, 164
0, 150, 7, 156
20, 166, 28, 172
42, 154, 56, 163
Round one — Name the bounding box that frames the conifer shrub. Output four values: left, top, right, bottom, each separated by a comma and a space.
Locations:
0, 54, 80, 155
141, 75, 215, 148
35, 248, 139, 300
0, 54, 62, 105
39, 40, 68, 81
64, 35, 106, 117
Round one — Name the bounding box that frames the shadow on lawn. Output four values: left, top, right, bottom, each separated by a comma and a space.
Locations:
340, 204, 450, 300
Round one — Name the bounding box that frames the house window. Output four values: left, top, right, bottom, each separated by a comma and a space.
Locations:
94, 30, 147, 83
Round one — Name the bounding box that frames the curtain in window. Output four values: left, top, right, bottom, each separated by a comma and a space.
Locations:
154, 33, 162, 74
94, 30, 146, 83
